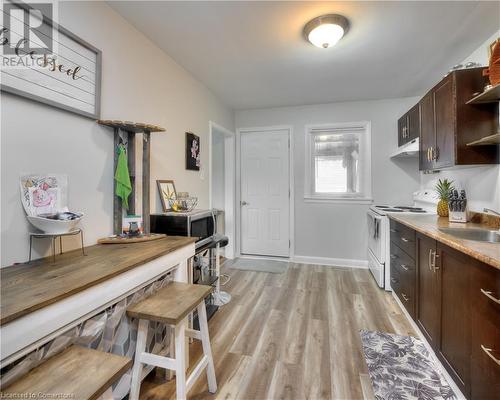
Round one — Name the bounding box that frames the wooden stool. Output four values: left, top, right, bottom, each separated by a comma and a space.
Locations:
2, 345, 132, 400
127, 282, 217, 400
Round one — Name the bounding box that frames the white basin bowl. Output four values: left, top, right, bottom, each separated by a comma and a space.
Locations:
27, 214, 83, 234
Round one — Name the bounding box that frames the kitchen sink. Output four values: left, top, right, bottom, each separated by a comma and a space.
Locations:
439, 227, 500, 243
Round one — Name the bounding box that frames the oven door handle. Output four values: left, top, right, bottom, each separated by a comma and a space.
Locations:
368, 211, 383, 240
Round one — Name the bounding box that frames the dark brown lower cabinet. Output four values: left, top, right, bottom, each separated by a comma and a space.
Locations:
470, 261, 500, 400
416, 233, 441, 349
393, 222, 500, 400
436, 243, 471, 397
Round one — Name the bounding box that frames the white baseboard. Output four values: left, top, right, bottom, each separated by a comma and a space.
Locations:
391, 292, 465, 400
292, 255, 368, 269
238, 254, 289, 262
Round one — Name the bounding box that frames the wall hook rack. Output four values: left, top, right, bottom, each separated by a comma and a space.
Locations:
97, 119, 166, 235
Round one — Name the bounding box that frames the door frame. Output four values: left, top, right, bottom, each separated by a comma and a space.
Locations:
236, 125, 294, 260
209, 121, 236, 259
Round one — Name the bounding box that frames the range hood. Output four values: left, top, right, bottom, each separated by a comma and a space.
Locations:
390, 138, 419, 158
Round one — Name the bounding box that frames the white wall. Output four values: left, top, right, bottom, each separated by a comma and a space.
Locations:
1, 1, 234, 266
211, 130, 226, 211
235, 97, 420, 264
420, 30, 500, 212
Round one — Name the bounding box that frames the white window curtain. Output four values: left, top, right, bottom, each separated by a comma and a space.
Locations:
305, 122, 372, 203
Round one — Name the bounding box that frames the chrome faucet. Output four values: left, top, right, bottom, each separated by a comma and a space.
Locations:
484, 208, 500, 216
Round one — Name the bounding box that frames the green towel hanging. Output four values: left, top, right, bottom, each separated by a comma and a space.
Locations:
115, 145, 132, 210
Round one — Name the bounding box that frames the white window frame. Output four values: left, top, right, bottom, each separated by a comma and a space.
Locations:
304, 121, 372, 204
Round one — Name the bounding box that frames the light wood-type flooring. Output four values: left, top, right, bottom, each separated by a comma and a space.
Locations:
140, 262, 416, 400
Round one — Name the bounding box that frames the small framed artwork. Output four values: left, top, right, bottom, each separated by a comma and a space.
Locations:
186, 132, 200, 171
157, 180, 177, 212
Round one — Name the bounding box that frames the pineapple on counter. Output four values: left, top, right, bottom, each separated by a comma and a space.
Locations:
435, 179, 454, 217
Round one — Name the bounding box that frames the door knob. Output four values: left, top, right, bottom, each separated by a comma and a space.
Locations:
241, 201, 249, 206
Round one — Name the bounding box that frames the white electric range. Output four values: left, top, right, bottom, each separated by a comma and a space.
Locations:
367, 190, 437, 290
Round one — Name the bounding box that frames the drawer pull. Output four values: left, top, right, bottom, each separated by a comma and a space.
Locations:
401, 293, 409, 302
481, 345, 500, 366
391, 277, 398, 283
390, 254, 397, 260
401, 237, 409, 243
481, 289, 500, 305
400, 264, 409, 271
390, 229, 397, 233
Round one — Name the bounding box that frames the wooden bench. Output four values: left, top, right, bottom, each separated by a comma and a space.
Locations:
2, 345, 132, 400
127, 282, 217, 400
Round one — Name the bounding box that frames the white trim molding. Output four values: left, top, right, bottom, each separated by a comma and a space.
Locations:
304, 196, 373, 205
293, 255, 368, 269
209, 121, 236, 259
304, 121, 372, 203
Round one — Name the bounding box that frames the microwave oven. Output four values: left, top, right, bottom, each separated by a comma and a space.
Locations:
150, 209, 217, 248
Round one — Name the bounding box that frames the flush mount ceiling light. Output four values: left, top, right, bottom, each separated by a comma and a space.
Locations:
303, 14, 349, 49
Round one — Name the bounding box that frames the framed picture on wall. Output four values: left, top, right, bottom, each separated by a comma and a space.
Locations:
0, 0, 102, 119
186, 132, 200, 171
157, 180, 177, 212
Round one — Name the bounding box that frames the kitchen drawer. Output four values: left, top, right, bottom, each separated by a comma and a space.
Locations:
390, 242, 416, 274
471, 262, 500, 399
390, 242, 416, 318
390, 220, 416, 259
390, 261, 401, 292
395, 274, 416, 319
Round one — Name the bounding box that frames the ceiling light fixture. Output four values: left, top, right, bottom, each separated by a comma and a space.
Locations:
303, 14, 349, 49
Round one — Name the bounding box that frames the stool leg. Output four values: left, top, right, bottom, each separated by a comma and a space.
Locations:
197, 302, 217, 393
175, 321, 187, 400
130, 319, 148, 400
166, 327, 175, 380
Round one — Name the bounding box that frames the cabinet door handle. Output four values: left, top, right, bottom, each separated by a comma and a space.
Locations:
481, 345, 500, 366
391, 277, 398, 283
401, 237, 409, 243
401, 293, 409, 302
390, 254, 397, 260
427, 148, 431, 161
428, 249, 433, 271
400, 264, 409, 271
390, 229, 397, 233
432, 252, 440, 272
481, 289, 500, 305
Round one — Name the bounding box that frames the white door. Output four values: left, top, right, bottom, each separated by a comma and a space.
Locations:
240, 129, 290, 257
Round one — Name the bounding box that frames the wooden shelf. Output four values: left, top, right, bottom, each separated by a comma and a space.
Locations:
466, 84, 500, 104
97, 119, 165, 133
466, 133, 500, 146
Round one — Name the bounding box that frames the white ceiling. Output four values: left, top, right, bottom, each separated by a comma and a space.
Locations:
109, 1, 499, 110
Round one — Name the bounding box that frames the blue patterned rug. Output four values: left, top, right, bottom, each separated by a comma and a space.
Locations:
360, 330, 457, 400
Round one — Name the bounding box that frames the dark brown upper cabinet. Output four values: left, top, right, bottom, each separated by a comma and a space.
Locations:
398, 103, 420, 147
418, 67, 499, 171
420, 91, 435, 170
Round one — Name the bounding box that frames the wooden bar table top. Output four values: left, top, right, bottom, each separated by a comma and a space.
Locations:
0, 236, 196, 326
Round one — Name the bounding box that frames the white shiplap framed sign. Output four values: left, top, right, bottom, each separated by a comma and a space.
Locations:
1, 0, 101, 119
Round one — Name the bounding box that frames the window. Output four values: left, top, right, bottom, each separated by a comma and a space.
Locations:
305, 122, 371, 203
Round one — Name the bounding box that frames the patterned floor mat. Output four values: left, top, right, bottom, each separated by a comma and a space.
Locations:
360, 330, 457, 400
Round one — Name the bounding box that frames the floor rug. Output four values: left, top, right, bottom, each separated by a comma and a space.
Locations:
228, 258, 288, 274
360, 330, 457, 400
